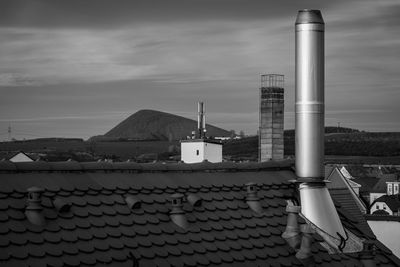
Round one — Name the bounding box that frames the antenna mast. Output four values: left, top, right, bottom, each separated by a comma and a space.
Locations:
197, 102, 206, 139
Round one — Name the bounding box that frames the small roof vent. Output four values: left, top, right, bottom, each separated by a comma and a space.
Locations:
187, 194, 202, 207
245, 182, 263, 213
296, 224, 315, 266
53, 198, 72, 213
282, 202, 301, 250
169, 193, 188, 229
25, 186, 46, 226
125, 196, 142, 210
360, 240, 377, 267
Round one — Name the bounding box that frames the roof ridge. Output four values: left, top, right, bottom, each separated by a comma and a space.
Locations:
0, 159, 294, 173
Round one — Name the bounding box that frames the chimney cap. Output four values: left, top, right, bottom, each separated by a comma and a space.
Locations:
245, 182, 259, 196
27, 186, 45, 193
171, 193, 185, 199
295, 9, 324, 25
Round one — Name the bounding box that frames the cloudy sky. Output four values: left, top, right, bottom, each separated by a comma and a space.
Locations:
0, 0, 399, 140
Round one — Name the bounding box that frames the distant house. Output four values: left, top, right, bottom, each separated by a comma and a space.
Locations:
370, 194, 400, 216
180, 139, 222, 163
353, 176, 380, 204
386, 180, 400, 195
369, 174, 399, 205
8, 151, 35, 163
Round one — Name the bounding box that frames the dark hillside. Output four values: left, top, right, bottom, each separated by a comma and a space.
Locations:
100, 109, 231, 141
223, 129, 400, 160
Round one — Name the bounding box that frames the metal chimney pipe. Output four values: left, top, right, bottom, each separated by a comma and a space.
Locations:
295, 9, 347, 250
295, 9, 325, 179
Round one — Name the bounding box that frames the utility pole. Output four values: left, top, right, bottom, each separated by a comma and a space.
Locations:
7, 124, 11, 141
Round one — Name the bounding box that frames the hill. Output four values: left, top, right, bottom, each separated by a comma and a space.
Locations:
99, 109, 231, 141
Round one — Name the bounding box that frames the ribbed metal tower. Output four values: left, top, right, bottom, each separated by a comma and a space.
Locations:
259, 74, 284, 162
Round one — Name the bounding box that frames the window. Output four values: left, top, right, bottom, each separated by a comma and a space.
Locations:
376, 204, 380, 209
388, 183, 393, 195
196, 150, 199, 156
394, 184, 399, 195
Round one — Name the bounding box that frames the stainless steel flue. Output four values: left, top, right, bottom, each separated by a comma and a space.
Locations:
295, 9, 347, 250
295, 9, 325, 178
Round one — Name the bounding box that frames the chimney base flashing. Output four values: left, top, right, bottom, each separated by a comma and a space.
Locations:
292, 178, 329, 184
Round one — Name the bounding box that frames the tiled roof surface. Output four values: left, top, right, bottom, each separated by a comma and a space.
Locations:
372, 175, 399, 193
326, 167, 367, 213
329, 188, 374, 238
353, 177, 380, 194
0, 160, 399, 267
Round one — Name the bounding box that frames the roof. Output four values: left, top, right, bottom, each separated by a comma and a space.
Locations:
353, 177, 380, 194
366, 214, 400, 222
5, 151, 36, 162
329, 188, 373, 237
344, 165, 383, 178
0, 160, 399, 267
326, 167, 349, 189
339, 166, 353, 180
181, 139, 222, 145
372, 175, 399, 193
326, 167, 371, 237
372, 194, 400, 212
372, 209, 390, 215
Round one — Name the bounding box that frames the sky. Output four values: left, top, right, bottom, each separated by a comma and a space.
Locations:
0, 0, 399, 140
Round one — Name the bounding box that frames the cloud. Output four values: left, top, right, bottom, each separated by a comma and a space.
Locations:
1, 0, 400, 138
0, 27, 158, 86
0, 0, 344, 28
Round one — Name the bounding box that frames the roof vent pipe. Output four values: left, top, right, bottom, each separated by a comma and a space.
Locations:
296, 224, 316, 266
187, 194, 202, 207
169, 193, 188, 229
25, 186, 46, 226
295, 9, 347, 252
125, 196, 142, 210
245, 182, 263, 213
360, 241, 377, 267
53, 198, 72, 213
282, 203, 301, 250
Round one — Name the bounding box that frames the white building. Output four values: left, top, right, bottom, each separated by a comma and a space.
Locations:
180, 139, 222, 163
370, 194, 400, 216
386, 181, 400, 195
369, 174, 398, 205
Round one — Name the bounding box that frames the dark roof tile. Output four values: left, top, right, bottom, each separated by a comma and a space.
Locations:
230, 251, 246, 262
190, 242, 207, 254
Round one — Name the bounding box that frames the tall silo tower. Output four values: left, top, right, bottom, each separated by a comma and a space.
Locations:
259, 74, 284, 161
